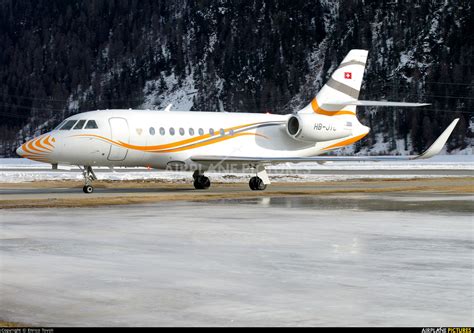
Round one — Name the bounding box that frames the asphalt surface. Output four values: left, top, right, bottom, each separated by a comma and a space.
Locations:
0, 177, 472, 206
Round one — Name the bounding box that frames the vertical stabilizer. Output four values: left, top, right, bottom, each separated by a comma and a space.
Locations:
299, 49, 368, 116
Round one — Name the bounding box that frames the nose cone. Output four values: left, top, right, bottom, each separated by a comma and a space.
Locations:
16, 145, 24, 157
16, 134, 56, 162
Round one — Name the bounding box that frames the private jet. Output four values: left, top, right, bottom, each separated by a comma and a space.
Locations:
16, 49, 459, 193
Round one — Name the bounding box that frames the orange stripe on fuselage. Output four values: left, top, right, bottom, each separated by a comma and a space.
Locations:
73, 131, 268, 154
73, 134, 116, 145
21, 154, 50, 162
26, 137, 50, 154
311, 98, 356, 116
35, 136, 53, 152
154, 132, 268, 153
27, 139, 42, 153
118, 122, 259, 151
322, 133, 368, 150
42, 135, 55, 149
72, 121, 272, 152
23, 140, 44, 155
20, 135, 55, 157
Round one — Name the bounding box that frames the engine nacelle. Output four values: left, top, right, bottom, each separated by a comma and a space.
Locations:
286, 114, 353, 142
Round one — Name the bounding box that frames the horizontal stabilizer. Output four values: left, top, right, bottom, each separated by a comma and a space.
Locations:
191, 119, 459, 165
323, 100, 430, 108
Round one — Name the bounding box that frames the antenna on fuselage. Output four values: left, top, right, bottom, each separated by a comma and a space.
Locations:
163, 104, 173, 112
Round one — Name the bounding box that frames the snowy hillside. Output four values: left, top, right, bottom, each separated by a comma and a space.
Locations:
0, 0, 472, 157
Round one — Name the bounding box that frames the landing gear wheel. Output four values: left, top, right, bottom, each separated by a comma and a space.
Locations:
194, 175, 211, 190
249, 176, 266, 191
83, 185, 94, 194
81, 166, 97, 194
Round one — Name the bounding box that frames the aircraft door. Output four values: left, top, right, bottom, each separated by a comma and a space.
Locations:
108, 117, 129, 161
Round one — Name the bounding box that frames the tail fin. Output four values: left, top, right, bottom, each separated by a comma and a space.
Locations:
299, 49, 368, 116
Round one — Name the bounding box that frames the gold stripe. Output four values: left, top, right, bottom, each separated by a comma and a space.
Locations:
322, 133, 368, 150
311, 98, 356, 116
22, 142, 36, 155
35, 136, 53, 152
121, 122, 259, 151
72, 121, 274, 152
154, 132, 268, 153
21, 154, 50, 162
27, 140, 42, 153
43, 135, 55, 149
26, 138, 50, 154
74, 131, 268, 154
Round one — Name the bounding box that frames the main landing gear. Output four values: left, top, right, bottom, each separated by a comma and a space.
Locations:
192, 166, 270, 191
248, 165, 270, 191
193, 170, 211, 190
81, 166, 97, 193
249, 176, 266, 191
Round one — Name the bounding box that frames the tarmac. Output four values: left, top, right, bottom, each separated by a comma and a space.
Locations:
0, 177, 473, 326
0, 177, 473, 209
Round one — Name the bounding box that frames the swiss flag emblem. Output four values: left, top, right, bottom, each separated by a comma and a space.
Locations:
344, 72, 352, 79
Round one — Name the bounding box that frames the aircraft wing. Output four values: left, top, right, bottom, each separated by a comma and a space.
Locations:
191, 118, 459, 166
322, 100, 431, 108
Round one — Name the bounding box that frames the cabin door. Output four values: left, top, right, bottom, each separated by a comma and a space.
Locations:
107, 117, 129, 161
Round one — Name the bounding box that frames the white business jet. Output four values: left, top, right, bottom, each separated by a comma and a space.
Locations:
16, 50, 459, 193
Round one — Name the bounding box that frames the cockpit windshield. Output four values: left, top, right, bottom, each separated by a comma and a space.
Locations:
59, 120, 78, 130
73, 120, 87, 130
55, 119, 99, 130
84, 120, 98, 129
54, 120, 67, 130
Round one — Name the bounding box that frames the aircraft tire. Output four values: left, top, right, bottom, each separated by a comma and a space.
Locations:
194, 175, 210, 190
249, 177, 266, 191
83, 185, 94, 194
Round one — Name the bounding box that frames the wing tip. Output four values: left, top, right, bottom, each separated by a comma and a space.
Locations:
416, 118, 460, 159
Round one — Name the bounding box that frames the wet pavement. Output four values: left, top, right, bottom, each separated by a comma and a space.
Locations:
0, 193, 473, 326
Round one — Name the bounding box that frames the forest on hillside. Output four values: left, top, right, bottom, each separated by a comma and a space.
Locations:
0, 0, 472, 156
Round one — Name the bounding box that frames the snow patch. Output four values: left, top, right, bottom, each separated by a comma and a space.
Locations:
1, 156, 472, 183
142, 72, 196, 111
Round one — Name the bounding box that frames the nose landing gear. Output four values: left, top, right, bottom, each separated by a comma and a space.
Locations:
81, 166, 97, 193
83, 185, 94, 193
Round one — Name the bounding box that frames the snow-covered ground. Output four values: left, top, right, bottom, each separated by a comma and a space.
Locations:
0, 155, 472, 183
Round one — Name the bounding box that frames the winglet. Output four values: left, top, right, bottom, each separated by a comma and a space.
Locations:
415, 118, 459, 159
163, 104, 173, 112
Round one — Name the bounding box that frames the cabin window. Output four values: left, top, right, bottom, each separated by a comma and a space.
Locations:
73, 120, 86, 130
179, 128, 185, 136
220, 128, 225, 136
84, 120, 98, 129
169, 127, 175, 136
209, 128, 215, 136
149, 127, 155, 135
229, 129, 235, 136
159, 127, 165, 135
60, 120, 78, 130
189, 128, 195, 136
198, 128, 204, 136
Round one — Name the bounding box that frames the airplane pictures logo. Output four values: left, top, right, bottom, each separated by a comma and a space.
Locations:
344, 72, 352, 79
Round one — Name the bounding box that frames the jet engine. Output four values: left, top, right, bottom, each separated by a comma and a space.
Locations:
286, 113, 353, 142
